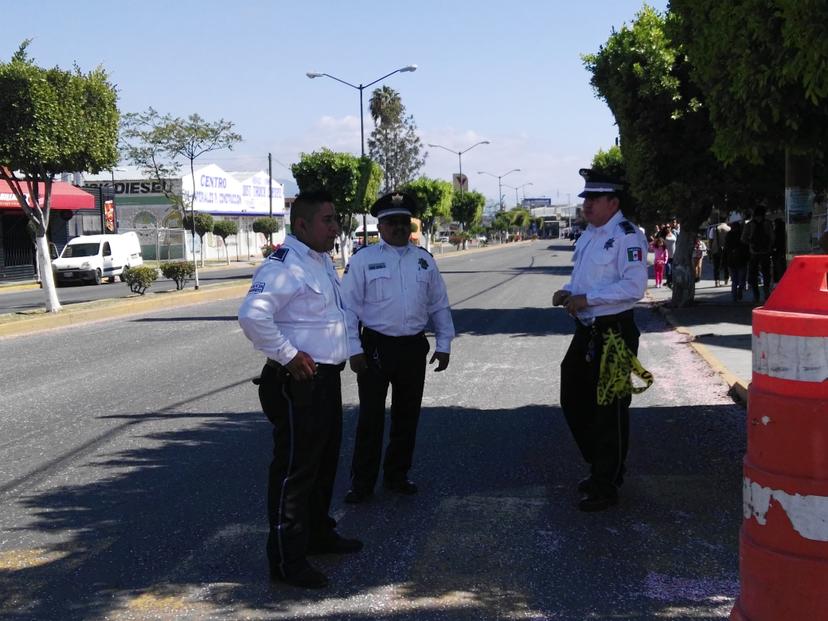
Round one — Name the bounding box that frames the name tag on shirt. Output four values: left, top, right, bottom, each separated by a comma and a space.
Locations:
368, 263, 386, 271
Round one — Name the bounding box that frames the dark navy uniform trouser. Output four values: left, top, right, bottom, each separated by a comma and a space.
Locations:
258, 360, 343, 576
351, 327, 430, 492
560, 310, 640, 495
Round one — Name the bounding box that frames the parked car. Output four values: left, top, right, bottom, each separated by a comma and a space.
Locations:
53, 232, 143, 285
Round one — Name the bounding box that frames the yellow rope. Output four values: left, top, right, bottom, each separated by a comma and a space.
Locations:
597, 328, 654, 405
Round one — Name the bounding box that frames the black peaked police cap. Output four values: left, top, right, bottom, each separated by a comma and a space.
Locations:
578, 168, 625, 198
370, 192, 419, 219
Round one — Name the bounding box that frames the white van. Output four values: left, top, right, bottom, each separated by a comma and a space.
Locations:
53, 232, 144, 285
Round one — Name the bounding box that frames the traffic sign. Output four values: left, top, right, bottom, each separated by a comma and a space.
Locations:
452, 173, 468, 192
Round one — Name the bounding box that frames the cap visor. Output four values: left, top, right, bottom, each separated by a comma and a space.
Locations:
377, 208, 412, 219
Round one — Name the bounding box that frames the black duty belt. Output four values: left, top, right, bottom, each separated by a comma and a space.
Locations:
361, 326, 425, 342
266, 359, 345, 373
578, 309, 635, 330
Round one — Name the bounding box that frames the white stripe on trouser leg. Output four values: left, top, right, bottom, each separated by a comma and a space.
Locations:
276, 383, 295, 577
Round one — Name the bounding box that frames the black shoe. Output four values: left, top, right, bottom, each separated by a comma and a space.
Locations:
578, 475, 622, 494
577, 477, 594, 494
308, 533, 364, 555
384, 479, 418, 495
578, 492, 619, 512
271, 560, 328, 589
344, 488, 372, 504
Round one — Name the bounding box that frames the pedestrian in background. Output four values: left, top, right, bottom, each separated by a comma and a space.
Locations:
649, 236, 668, 288
725, 213, 749, 302
553, 169, 648, 512
660, 225, 677, 288
238, 190, 362, 589
692, 235, 707, 283
741, 205, 774, 304
340, 191, 455, 504
708, 218, 730, 287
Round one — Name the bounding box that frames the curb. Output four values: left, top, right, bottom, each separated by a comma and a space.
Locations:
0, 281, 250, 339
649, 298, 750, 405
0, 241, 531, 339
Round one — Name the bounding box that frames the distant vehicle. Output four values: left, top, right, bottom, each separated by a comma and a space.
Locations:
437, 236, 450, 243
53, 232, 144, 285
476, 235, 487, 242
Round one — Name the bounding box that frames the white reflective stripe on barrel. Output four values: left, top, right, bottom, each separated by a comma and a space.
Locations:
752, 331, 828, 382
743, 477, 828, 541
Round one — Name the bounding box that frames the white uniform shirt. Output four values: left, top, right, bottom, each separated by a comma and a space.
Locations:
238, 235, 348, 365
340, 240, 455, 356
562, 210, 648, 323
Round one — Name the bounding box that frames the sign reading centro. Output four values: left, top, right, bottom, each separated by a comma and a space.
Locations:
182, 164, 285, 215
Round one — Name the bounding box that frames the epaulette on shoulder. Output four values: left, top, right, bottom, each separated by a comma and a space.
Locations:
417, 246, 434, 258
619, 221, 636, 235
352, 245, 364, 255
267, 246, 290, 262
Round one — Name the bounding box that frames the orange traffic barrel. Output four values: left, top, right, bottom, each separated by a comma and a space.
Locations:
731, 255, 828, 621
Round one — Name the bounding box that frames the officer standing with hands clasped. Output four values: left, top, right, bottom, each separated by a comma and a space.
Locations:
238, 190, 362, 589
553, 170, 648, 512
340, 191, 455, 503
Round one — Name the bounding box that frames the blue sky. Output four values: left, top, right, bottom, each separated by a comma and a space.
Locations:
3, 0, 666, 207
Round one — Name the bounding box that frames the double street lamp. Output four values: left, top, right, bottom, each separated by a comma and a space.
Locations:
478, 169, 521, 211
426, 140, 490, 195
306, 65, 417, 245
503, 181, 533, 208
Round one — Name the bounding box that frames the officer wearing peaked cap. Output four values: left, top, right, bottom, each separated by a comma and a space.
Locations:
340, 191, 455, 503
553, 169, 648, 512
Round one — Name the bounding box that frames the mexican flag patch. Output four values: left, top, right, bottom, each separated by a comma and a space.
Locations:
627, 247, 643, 262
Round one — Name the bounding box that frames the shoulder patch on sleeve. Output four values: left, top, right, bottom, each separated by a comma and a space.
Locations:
268, 247, 289, 262
619, 221, 636, 235
248, 281, 266, 294
343, 263, 350, 274
626, 247, 644, 262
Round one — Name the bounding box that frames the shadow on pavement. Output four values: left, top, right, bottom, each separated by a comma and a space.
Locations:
2, 395, 744, 620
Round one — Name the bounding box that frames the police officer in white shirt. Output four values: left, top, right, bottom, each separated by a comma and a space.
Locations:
238, 190, 362, 589
553, 170, 648, 512
340, 192, 455, 503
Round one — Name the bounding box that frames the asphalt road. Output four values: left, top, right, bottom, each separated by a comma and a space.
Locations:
0, 240, 746, 620
0, 266, 256, 314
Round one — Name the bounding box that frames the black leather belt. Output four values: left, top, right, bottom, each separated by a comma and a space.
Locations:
362, 326, 425, 341
266, 359, 345, 373
577, 309, 635, 331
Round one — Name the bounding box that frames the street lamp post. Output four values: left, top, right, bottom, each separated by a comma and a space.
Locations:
426, 141, 490, 196
307, 65, 417, 246
503, 182, 533, 208
478, 169, 521, 211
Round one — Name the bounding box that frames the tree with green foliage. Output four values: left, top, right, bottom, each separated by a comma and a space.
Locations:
0, 40, 118, 312
291, 149, 382, 264
400, 177, 453, 251
368, 86, 426, 192
212, 219, 238, 265
490, 211, 512, 241
182, 212, 214, 267
451, 190, 485, 248
670, 0, 828, 254
251, 217, 280, 246
584, 6, 737, 306
121, 108, 241, 286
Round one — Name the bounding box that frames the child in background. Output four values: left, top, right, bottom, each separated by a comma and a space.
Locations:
693, 236, 707, 282
649, 236, 668, 288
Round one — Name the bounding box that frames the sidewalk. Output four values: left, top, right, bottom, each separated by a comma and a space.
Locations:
645, 263, 753, 403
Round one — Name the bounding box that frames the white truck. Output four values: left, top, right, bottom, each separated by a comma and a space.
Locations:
53, 232, 144, 285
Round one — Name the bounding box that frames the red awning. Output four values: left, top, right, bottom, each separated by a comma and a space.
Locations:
0, 179, 96, 211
